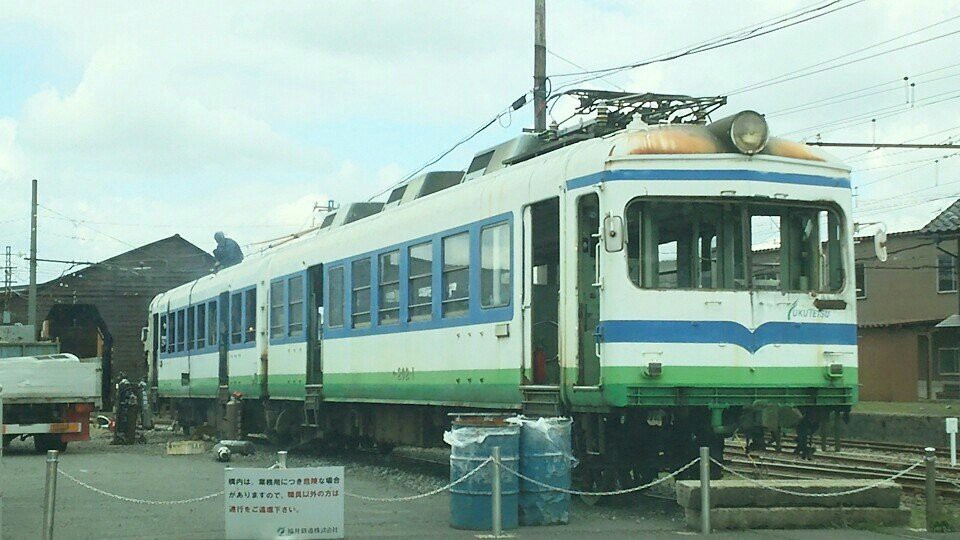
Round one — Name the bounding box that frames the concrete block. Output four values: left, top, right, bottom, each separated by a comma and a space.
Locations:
676, 479, 901, 509
684, 505, 911, 530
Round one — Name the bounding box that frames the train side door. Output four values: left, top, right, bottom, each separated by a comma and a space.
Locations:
307, 264, 324, 385
523, 197, 561, 386
218, 291, 230, 394
576, 193, 601, 386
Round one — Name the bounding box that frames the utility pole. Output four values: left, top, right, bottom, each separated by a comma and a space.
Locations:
28, 179, 38, 335
2, 246, 11, 323
533, 0, 547, 132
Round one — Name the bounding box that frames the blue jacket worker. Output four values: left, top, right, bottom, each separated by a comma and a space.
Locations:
213, 231, 244, 269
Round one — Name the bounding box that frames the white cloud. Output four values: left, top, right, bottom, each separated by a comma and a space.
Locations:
1, 0, 960, 279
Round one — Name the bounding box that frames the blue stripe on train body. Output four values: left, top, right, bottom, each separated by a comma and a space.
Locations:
566, 169, 851, 191
598, 320, 857, 354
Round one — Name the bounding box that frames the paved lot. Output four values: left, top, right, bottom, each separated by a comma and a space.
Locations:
0, 429, 954, 539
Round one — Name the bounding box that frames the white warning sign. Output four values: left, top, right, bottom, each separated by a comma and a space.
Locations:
225, 466, 344, 539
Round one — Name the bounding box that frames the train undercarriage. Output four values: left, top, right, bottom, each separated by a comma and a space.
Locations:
167, 395, 849, 490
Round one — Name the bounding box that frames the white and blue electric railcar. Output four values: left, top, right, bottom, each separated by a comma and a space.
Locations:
146, 96, 857, 488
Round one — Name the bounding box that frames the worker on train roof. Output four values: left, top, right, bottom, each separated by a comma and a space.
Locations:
213, 231, 244, 270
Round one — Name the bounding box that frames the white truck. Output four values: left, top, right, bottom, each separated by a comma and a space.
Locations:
1, 325, 102, 453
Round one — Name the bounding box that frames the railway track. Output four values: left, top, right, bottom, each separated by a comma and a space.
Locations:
772, 435, 953, 460
724, 443, 960, 497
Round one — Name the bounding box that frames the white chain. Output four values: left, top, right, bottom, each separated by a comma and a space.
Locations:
58, 469, 223, 505
711, 458, 924, 497
346, 457, 494, 502
499, 457, 700, 497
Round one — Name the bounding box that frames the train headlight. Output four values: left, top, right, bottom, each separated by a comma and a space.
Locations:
708, 110, 769, 155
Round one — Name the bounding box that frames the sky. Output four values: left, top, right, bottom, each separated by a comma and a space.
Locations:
1, 0, 959, 284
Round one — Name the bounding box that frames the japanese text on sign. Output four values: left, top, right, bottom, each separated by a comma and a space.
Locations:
225, 466, 344, 539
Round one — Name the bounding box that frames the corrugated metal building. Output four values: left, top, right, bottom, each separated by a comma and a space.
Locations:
0, 235, 214, 398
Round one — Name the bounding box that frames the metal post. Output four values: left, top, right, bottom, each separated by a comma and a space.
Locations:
700, 446, 710, 535
925, 447, 937, 530
28, 179, 38, 334
533, 0, 546, 132
491, 446, 502, 537
277, 451, 287, 469
42, 450, 58, 540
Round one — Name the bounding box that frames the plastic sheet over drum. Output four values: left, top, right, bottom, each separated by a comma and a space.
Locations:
446, 417, 519, 531
519, 417, 573, 526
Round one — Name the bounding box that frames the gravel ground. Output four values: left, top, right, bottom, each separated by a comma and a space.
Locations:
0, 426, 951, 539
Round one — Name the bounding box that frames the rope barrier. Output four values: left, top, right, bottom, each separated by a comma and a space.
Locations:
498, 457, 701, 497
710, 457, 924, 497
346, 457, 494, 502
58, 469, 223, 505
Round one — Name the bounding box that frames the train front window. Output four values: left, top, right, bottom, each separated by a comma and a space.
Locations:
627, 198, 844, 293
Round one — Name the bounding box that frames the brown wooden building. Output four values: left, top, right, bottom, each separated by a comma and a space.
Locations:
0, 235, 214, 398
856, 200, 960, 401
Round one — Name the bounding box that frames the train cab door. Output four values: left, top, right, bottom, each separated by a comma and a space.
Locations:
576, 193, 601, 387
306, 264, 324, 386
217, 291, 230, 398
523, 197, 561, 387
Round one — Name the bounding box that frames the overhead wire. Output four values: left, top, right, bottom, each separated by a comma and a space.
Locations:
38, 205, 136, 248
726, 14, 960, 96
549, 0, 861, 87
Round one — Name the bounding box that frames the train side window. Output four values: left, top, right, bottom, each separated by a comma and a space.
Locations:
352, 259, 372, 328
328, 266, 345, 327
207, 300, 218, 346
244, 289, 257, 342
288, 275, 304, 336
442, 232, 470, 318
159, 314, 168, 353
186, 307, 195, 350
408, 242, 433, 322
629, 200, 737, 290
196, 303, 206, 349
270, 279, 286, 339
230, 292, 242, 344
378, 251, 400, 325
750, 211, 782, 290
480, 222, 511, 308
176, 309, 185, 352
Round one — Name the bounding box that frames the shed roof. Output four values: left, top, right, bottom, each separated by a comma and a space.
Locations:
920, 198, 960, 239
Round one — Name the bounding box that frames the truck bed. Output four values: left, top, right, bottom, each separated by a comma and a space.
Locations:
0, 354, 102, 407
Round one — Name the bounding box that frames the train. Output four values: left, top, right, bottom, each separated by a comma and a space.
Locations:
145, 91, 858, 490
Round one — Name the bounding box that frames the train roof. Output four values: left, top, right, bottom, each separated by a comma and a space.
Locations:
151, 93, 850, 310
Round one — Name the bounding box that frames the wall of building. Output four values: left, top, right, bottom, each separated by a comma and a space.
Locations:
855, 234, 958, 325
857, 325, 925, 402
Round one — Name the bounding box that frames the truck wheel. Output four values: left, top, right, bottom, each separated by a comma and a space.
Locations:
34, 434, 68, 454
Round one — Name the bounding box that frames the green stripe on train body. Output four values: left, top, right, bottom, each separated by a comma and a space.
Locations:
159, 365, 856, 409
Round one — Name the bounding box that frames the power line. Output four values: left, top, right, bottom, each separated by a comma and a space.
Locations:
811, 142, 960, 149
37, 205, 136, 248
784, 88, 960, 139
727, 14, 960, 96
364, 94, 531, 202
550, 0, 859, 80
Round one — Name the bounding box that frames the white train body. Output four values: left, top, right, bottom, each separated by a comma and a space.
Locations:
147, 107, 856, 475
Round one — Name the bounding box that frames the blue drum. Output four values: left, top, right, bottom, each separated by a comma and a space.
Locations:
519, 417, 573, 526
447, 416, 520, 531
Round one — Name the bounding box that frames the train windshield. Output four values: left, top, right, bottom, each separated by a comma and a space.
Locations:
625, 198, 844, 292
